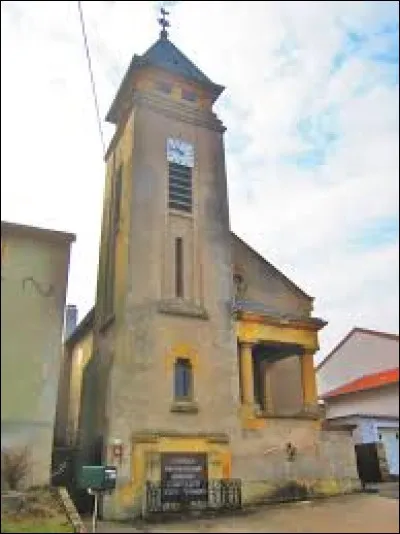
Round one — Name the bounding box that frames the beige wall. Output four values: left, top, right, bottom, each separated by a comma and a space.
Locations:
67, 332, 93, 442
269, 356, 303, 414
53, 346, 72, 446
231, 419, 358, 498
1, 224, 73, 486
324, 384, 399, 420
231, 235, 312, 316
317, 330, 399, 395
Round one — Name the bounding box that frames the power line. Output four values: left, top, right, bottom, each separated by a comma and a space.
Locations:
77, 0, 105, 156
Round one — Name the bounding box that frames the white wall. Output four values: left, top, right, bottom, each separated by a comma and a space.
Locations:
324, 383, 399, 420
317, 330, 399, 395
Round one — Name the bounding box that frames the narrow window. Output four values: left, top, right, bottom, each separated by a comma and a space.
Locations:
113, 165, 123, 232
104, 162, 122, 319
175, 237, 184, 298
174, 358, 192, 400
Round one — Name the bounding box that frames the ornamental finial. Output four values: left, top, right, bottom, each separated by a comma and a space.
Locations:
158, 7, 170, 39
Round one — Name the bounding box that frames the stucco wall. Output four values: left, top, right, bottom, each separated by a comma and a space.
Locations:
324, 384, 399, 420
53, 346, 72, 445
1, 227, 73, 486
317, 330, 399, 395
231, 419, 359, 504
67, 332, 93, 442
231, 235, 312, 316
269, 356, 303, 414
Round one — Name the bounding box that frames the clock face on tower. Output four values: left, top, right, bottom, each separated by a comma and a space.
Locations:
166, 138, 194, 168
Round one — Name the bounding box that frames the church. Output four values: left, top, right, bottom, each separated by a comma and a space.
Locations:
54, 12, 359, 519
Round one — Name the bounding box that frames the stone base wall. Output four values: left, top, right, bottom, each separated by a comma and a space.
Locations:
233, 420, 358, 477
99, 420, 361, 520
232, 419, 360, 505
241, 477, 360, 506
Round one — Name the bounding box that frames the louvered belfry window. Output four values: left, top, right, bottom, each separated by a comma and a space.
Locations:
168, 162, 192, 213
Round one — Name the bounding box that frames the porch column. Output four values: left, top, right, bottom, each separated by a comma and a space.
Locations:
264, 362, 274, 414
240, 342, 255, 406
300, 350, 318, 413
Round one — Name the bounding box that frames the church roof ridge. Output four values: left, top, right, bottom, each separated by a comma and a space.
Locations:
106, 36, 224, 124
140, 37, 214, 86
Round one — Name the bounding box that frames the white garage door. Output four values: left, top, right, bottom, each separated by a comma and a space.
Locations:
378, 427, 399, 476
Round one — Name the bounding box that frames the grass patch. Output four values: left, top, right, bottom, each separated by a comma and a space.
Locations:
1, 486, 74, 533
1, 516, 73, 533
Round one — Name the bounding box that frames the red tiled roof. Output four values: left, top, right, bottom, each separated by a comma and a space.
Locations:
321, 368, 399, 399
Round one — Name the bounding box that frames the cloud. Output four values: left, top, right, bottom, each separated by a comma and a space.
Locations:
1, 1, 398, 365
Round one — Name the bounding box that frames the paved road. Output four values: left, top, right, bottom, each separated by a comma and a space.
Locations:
366, 481, 399, 500
85, 492, 399, 533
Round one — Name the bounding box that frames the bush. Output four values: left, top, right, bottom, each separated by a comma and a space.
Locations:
269, 481, 309, 502
1, 447, 31, 490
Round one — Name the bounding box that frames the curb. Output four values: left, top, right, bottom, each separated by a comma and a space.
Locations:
57, 487, 88, 533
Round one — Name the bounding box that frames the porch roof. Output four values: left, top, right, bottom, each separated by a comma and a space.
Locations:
233, 299, 326, 330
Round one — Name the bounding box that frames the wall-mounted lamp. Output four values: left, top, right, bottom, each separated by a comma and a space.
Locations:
110, 438, 124, 465
286, 442, 297, 462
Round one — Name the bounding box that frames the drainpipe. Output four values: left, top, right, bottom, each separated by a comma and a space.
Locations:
64, 304, 78, 340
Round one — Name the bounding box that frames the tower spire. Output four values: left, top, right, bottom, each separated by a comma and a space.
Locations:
158, 7, 170, 39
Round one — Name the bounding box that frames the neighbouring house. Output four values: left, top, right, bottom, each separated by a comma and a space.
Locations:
54, 306, 94, 450
317, 327, 399, 477
1, 220, 75, 487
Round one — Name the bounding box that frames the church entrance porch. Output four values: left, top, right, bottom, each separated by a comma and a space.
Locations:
232, 307, 359, 507
236, 309, 325, 427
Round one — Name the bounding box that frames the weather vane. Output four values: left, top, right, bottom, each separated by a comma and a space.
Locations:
158, 7, 170, 39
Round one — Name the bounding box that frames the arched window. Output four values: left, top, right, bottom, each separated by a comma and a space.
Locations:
174, 358, 193, 400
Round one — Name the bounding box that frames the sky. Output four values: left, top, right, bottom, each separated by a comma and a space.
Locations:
1, 1, 399, 365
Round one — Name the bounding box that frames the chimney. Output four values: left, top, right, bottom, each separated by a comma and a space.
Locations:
65, 304, 78, 339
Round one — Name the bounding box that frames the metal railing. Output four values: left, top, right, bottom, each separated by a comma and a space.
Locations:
145, 478, 242, 514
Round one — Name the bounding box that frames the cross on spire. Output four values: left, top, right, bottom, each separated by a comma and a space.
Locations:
158, 7, 170, 39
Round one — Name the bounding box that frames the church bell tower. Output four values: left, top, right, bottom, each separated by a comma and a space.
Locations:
91, 9, 239, 517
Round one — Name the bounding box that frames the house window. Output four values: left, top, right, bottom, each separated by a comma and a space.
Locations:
174, 358, 192, 400
175, 237, 184, 298
168, 162, 192, 213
